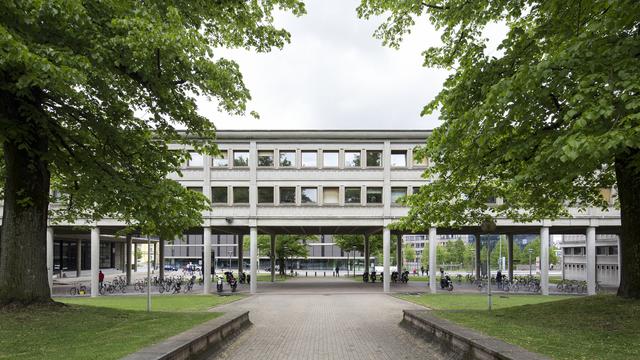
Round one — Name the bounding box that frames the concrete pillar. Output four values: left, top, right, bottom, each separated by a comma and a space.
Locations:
125, 234, 132, 285
586, 226, 596, 295
540, 227, 550, 295
46, 227, 54, 294
153, 242, 157, 270
474, 233, 481, 278
429, 227, 437, 293
76, 240, 82, 277
364, 234, 370, 275
250, 227, 258, 294
91, 227, 100, 297
396, 233, 402, 272
270, 234, 276, 282
383, 227, 390, 293
238, 235, 244, 275
507, 234, 514, 281
203, 227, 212, 294
159, 238, 165, 280
133, 243, 137, 272
617, 235, 622, 286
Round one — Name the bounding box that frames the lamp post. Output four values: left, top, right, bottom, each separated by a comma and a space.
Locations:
528, 248, 534, 277
481, 218, 497, 311
146, 235, 151, 312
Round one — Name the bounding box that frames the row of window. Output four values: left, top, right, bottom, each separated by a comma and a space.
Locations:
187, 186, 421, 205
186, 149, 428, 169
563, 246, 618, 256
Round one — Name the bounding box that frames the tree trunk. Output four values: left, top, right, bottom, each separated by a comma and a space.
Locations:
0, 134, 51, 304
158, 238, 165, 280
615, 149, 640, 299
278, 257, 285, 276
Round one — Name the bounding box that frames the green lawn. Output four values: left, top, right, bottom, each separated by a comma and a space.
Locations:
0, 295, 242, 360
397, 294, 640, 359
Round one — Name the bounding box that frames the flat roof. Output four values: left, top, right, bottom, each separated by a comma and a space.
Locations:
188, 129, 433, 141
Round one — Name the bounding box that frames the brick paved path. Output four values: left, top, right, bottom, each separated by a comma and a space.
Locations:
209, 282, 451, 360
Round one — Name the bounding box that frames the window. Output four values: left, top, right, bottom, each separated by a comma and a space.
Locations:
610, 246, 618, 255
211, 187, 228, 203
258, 187, 274, 204
212, 151, 228, 167
486, 196, 497, 204
563, 247, 572, 255
391, 187, 407, 204
233, 151, 249, 167
323, 187, 339, 204
366, 187, 382, 204
233, 187, 249, 203
302, 151, 317, 167
345, 187, 361, 204
366, 150, 382, 167
279, 187, 296, 204
188, 152, 203, 167
187, 187, 203, 193
390, 150, 407, 167
279, 151, 296, 167
301, 187, 318, 204
323, 151, 338, 167
344, 151, 361, 167
413, 187, 421, 195
413, 153, 429, 167
258, 151, 274, 167
596, 246, 606, 255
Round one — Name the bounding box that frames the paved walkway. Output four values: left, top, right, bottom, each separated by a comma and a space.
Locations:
209, 280, 453, 360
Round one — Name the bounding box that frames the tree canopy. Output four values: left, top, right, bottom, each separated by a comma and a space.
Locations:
359, 0, 640, 298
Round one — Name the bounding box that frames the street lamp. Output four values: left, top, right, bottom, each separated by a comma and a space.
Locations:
528, 248, 534, 277
480, 218, 497, 311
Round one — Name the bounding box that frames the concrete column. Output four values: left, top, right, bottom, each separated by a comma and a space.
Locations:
238, 235, 244, 275
250, 227, 258, 294
91, 227, 100, 297
46, 227, 54, 294
153, 242, 157, 270
364, 234, 370, 275
133, 243, 137, 272
158, 238, 165, 280
203, 227, 212, 294
76, 240, 82, 277
507, 234, 514, 281
270, 234, 276, 282
474, 233, 481, 278
125, 234, 132, 285
429, 227, 437, 293
540, 227, 550, 295
586, 226, 596, 295
383, 227, 391, 293
617, 235, 622, 286
396, 233, 402, 272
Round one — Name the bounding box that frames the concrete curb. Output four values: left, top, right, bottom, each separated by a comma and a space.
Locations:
402, 310, 550, 360
121, 310, 251, 360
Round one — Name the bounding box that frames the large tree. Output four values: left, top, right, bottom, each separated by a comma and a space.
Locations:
246, 235, 312, 276
0, 0, 305, 305
359, 0, 640, 298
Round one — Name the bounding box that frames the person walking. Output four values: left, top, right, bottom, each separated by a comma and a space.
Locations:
98, 270, 104, 290
335, 265, 340, 277
420, 266, 425, 276
496, 269, 503, 289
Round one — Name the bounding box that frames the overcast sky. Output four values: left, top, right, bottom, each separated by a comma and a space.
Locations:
198, 0, 505, 131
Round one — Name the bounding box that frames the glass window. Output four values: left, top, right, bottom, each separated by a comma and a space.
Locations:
366, 187, 382, 204
233, 187, 249, 203
391, 187, 407, 204
413, 187, 421, 195
610, 246, 618, 255
323, 187, 339, 204
279, 187, 296, 204
563, 248, 572, 255
345, 187, 361, 204
344, 151, 361, 167
187, 187, 203, 193
596, 246, 606, 255
212, 151, 228, 167
258, 151, 274, 167
323, 151, 338, 167
279, 151, 296, 167
366, 150, 382, 167
258, 187, 274, 204
188, 152, 203, 167
233, 151, 249, 167
211, 187, 228, 203
301, 187, 318, 204
390, 150, 407, 167
302, 151, 317, 167
413, 152, 429, 167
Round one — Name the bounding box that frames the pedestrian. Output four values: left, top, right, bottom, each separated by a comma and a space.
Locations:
335, 265, 340, 277
98, 270, 104, 289
421, 266, 425, 276
496, 269, 502, 288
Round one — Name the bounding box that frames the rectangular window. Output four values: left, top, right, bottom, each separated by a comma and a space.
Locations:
390, 150, 407, 167
301, 151, 317, 167
233, 187, 249, 203
258, 187, 274, 204
413, 186, 421, 195
211, 187, 228, 203
212, 151, 228, 167
323, 187, 339, 204
366, 187, 382, 204
596, 246, 606, 255
391, 187, 407, 204
413, 153, 429, 167
345, 187, 361, 204
258, 151, 274, 167
610, 246, 618, 255
366, 150, 382, 167
301, 187, 318, 204
279, 187, 296, 204
344, 151, 361, 167
188, 152, 203, 167
233, 151, 249, 167
563, 247, 572, 255
187, 187, 203, 193
279, 151, 296, 167
323, 151, 339, 167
